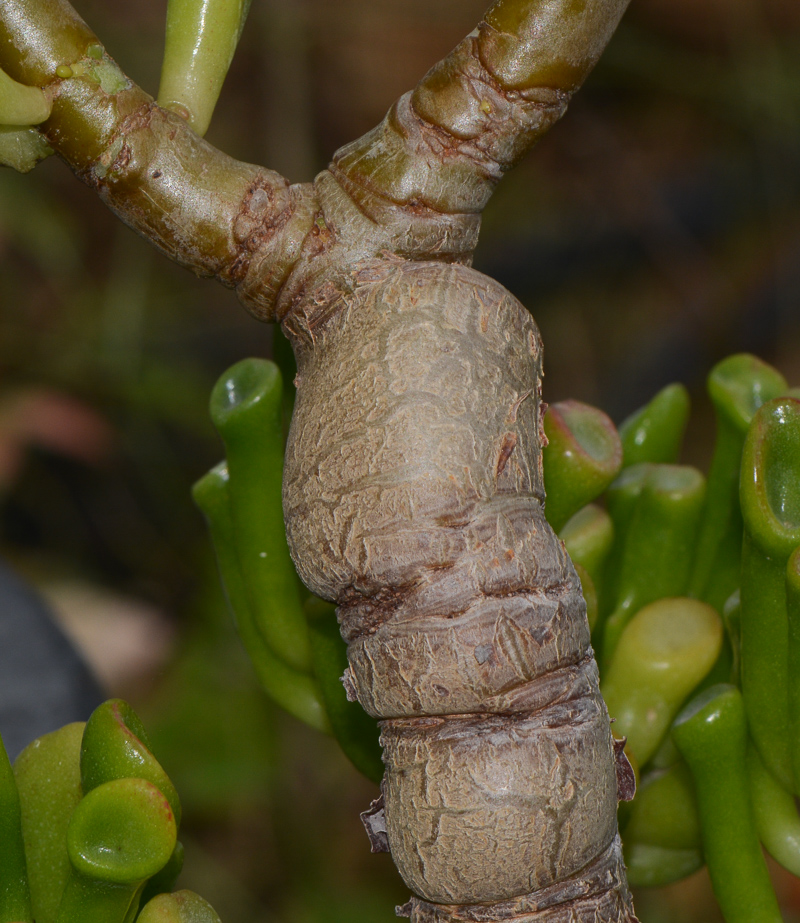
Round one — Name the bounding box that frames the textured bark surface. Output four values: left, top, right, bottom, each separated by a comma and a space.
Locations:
0, 0, 637, 917
282, 260, 636, 921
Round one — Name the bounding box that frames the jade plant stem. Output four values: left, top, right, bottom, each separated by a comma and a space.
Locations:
739, 397, 800, 793
0, 732, 32, 923
0, 0, 639, 918
673, 684, 782, 923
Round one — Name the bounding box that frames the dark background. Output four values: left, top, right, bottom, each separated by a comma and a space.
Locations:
1, 2, 800, 920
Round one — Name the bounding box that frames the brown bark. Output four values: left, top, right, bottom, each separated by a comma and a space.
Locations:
282, 260, 637, 921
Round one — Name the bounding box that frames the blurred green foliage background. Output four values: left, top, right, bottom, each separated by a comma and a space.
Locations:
2, 1, 800, 921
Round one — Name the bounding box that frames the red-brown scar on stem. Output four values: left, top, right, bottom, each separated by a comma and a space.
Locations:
496, 432, 518, 476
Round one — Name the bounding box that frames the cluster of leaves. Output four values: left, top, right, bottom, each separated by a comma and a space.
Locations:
0, 698, 222, 923
543, 353, 800, 923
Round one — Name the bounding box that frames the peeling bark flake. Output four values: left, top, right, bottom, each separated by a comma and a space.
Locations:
613, 738, 636, 802
496, 432, 517, 477
361, 794, 390, 853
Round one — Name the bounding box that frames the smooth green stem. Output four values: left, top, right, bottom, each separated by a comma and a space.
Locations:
619, 382, 690, 467
602, 464, 706, 665
0, 732, 32, 923
138, 891, 222, 923
748, 744, 800, 877
559, 503, 614, 594
209, 358, 312, 674
739, 397, 800, 793
56, 778, 176, 923
159, 0, 253, 136
13, 723, 85, 923
81, 700, 181, 828
0, 66, 51, 125
787, 546, 800, 794
602, 597, 722, 767
672, 684, 782, 923
192, 462, 330, 733
689, 354, 787, 610
542, 400, 622, 534
304, 597, 383, 784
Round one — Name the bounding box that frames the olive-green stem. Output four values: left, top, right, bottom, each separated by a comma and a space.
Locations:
0, 0, 305, 323
673, 684, 782, 923
0, 732, 32, 923
542, 400, 622, 534
334, 0, 631, 218
192, 463, 330, 733
0, 0, 636, 324
618, 382, 690, 467
689, 354, 787, 611
739, 397, 800, 793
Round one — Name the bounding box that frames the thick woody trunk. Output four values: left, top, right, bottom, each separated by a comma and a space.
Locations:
282, 257, 637, 922
0, 0, 637, 918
